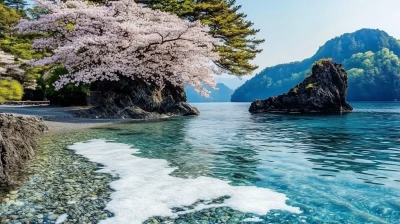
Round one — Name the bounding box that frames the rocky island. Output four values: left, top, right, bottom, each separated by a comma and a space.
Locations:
249, 59, 353, 113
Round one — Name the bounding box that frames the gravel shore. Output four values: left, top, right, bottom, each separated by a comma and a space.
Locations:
0, 105, 127, 133
0, 106, 128, 223
43, 118, 125, 133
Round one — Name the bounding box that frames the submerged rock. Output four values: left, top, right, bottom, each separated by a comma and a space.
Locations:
249, 59, 353, 113
77, 79, 199, 119
0, 114, 47, 186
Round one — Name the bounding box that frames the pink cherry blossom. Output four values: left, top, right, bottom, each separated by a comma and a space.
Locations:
0, 50, 24, 77
17, 0, 221, 96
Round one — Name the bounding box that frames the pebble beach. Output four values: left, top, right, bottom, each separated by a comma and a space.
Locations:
0, 106, 120, 223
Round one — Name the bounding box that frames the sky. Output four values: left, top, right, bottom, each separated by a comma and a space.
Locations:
236, 0, 400, 71
217, 0, 400, 89
26, 0, 400, 89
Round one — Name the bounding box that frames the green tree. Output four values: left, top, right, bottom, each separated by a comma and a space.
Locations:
27, 6, 48, 20
344, 48, 400, 100
0, 4, 21, 36
43, 66, 91, 106
134, 0, 264, 76
5, 0, 27, 11
0, 79, 23, 102
0, 3, 47, 94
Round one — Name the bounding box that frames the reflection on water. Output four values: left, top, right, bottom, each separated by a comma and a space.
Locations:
93, 102, 400, 223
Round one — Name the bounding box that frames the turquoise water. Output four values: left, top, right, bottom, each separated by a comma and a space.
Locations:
93, 102, 400, 223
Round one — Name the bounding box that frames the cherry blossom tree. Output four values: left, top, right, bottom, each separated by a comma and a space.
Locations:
0, 50, 24, 78
17, 0, 221, 96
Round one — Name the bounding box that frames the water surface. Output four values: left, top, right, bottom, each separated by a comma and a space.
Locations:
88, 102, 400, 223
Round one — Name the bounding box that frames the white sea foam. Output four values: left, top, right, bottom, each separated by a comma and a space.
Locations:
68, 140, 301, 224
55, 214, 68, 224
244, 217, 264, 222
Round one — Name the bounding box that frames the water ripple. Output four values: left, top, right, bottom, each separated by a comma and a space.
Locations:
91, 102, 400, 223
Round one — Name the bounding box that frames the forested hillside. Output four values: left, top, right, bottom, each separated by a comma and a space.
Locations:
345, 48, 400, 100
231, 29, 400, 102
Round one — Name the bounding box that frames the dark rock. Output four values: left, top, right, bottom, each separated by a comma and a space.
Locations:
249, 59, 353, 113
22, 89, 45, 101
0, 114, 48, 186
76, 78, 199, 119
48, 91, 88, 107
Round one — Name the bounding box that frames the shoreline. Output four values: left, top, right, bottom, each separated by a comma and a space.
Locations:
0, 130, 116, 223
0, 105, 131, 134
0, 105, 180, 134
43, 118, 127, 134
0, 105, 126, 202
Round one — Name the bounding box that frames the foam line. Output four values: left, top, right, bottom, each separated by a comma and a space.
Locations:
68, 140, 301, 224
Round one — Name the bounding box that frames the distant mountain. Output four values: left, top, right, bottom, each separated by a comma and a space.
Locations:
231, 29, 400, 102
215, 77, 248, 89
186, 83, 234, 102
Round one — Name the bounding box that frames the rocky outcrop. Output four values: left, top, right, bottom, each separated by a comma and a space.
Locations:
249, 59, 353, 113
76, 78, 199, 119
0, 114, 48, 186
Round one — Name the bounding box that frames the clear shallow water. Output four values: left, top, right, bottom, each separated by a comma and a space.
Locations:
85, 102, 400, 223
68, 140, 300, 224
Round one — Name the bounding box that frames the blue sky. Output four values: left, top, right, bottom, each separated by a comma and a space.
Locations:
236, 0, 400, 69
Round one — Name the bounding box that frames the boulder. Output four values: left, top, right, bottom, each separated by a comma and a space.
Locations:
0, 114, 48, 186
76, 78, 199, 119
249, 59, 353, 113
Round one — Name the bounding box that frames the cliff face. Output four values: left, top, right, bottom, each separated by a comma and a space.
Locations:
77, 79, 199, 119
0, 114, 48, 186
249, 60, 353, 113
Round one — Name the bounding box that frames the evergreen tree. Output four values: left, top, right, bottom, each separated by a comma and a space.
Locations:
5, 0, 27, 11
0, 3, 21, 36
134, 0, 264, 76
27, 6, 48, 20
0, 3, 46, 92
